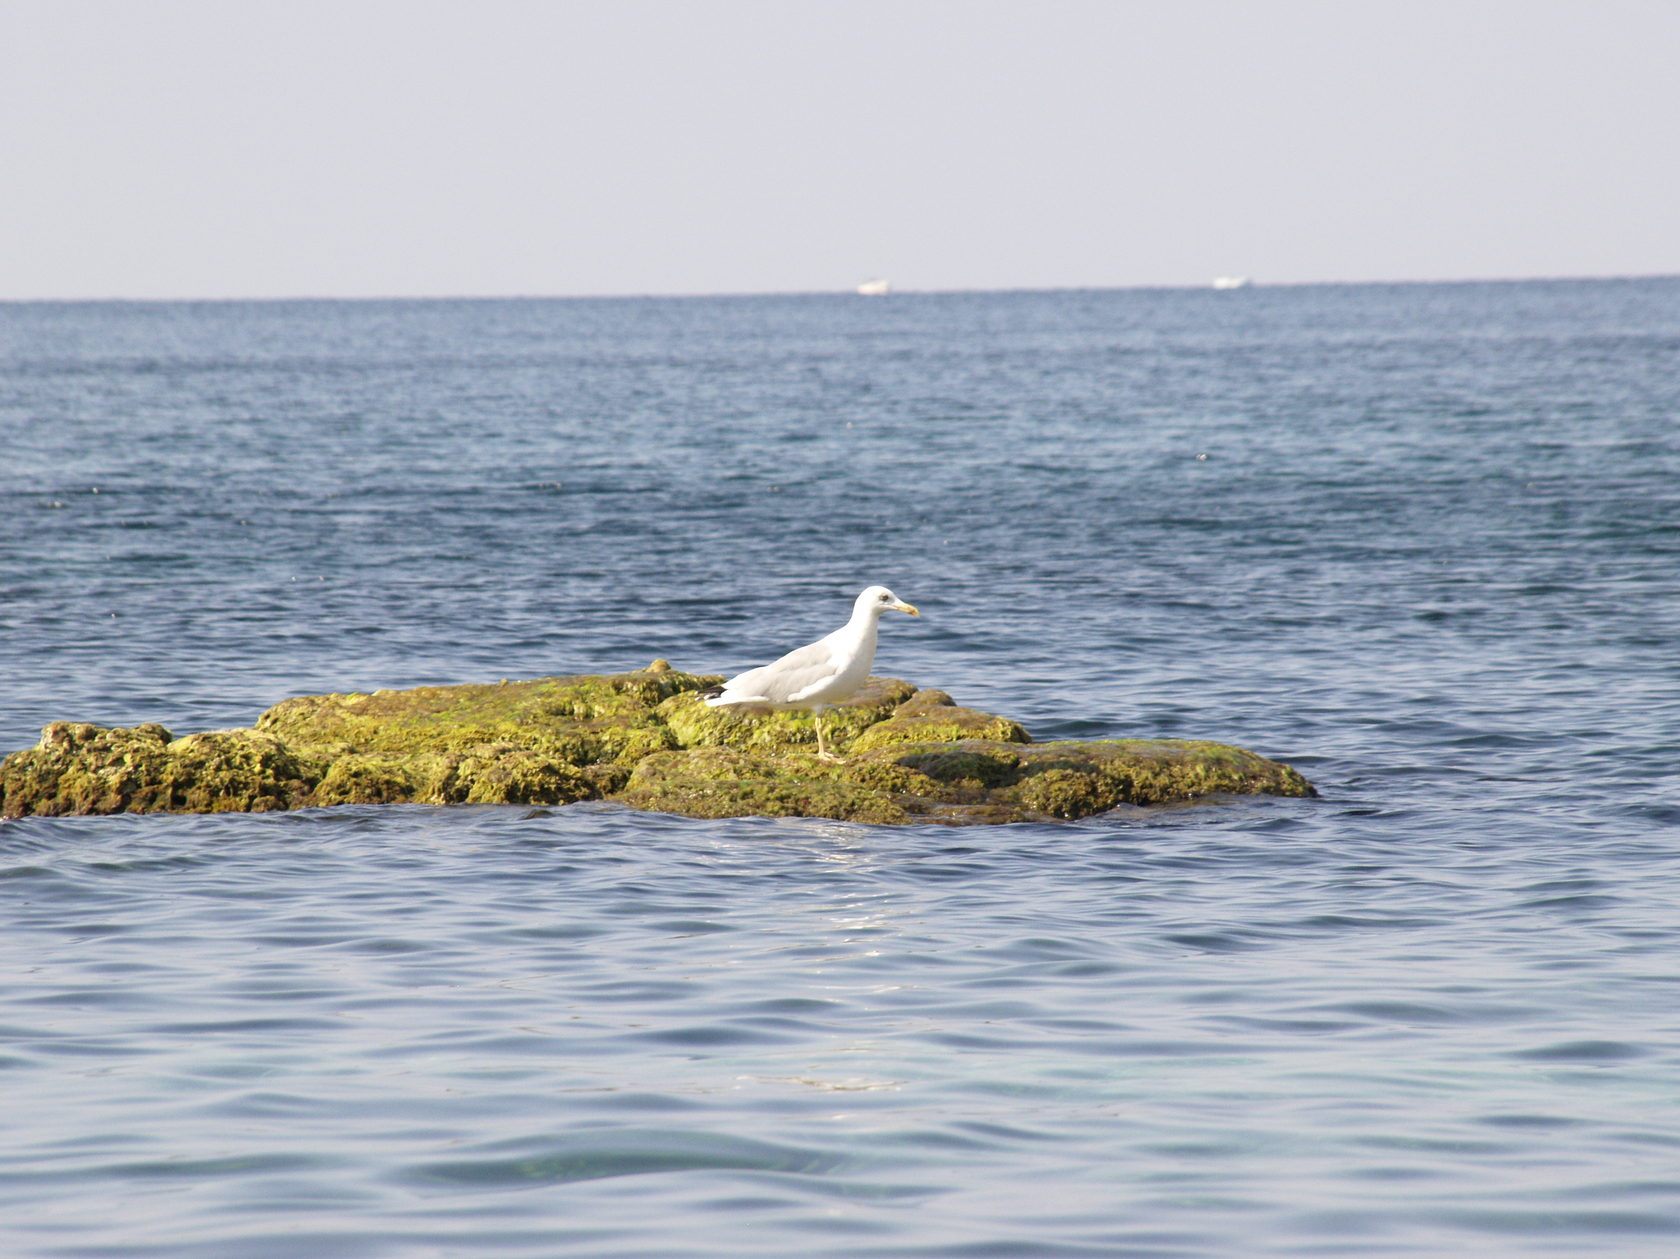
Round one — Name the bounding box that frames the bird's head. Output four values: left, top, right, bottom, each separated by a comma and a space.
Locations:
858, 585, 919, 618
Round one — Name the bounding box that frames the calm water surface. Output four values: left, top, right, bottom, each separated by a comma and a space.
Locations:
2, 282, 1678, 1256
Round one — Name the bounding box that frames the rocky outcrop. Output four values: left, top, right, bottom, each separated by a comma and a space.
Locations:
1, 663, 1315, 824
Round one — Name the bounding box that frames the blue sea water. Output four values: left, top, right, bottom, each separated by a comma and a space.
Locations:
1, 279, 1678, 1257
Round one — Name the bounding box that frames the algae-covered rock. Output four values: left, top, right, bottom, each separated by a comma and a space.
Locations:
873, 736, 1316, 817
0, 722, 316, 816
257, 665, 716, 768
445, 745, 596, 806
618, 743, 1023, 825
300, 745, 598, 808
0, 664, 1316, 823
849, 688, 1031, 752
618, 747, 914, 825
307, 752, 426, 807
658, 676, 917, 754
1007, 739, 1316, 816
619, 734, 1316, 826
160, 730, 317, 813
257, 662, 713, 808
0, 722, 179, 816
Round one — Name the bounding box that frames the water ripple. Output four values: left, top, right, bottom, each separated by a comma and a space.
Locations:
4, 283, 1680, 1256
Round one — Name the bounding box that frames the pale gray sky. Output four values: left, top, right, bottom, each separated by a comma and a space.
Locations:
2, 0, 1675, 299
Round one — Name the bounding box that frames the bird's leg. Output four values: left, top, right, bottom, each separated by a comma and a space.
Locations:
814, 708, 841, 761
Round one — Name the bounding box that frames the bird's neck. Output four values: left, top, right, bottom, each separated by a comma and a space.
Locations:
837, 606, 881, 653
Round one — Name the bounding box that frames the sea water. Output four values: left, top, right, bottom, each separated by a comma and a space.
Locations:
1, 280, 1677, 1256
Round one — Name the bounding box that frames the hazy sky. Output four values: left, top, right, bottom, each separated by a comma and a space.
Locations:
3, 0, 1676, 299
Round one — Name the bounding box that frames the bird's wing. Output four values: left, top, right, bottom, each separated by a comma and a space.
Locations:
718, 638, 840, 705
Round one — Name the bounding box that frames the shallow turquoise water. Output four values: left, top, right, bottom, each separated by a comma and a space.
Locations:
2, 281, 1678, 1255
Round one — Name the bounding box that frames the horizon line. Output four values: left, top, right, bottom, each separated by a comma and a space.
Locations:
3, 270, 1677, 305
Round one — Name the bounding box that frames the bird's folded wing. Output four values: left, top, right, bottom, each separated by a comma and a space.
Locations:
727, 640, 840, 705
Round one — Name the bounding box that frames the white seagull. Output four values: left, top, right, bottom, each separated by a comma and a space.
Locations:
703, 585, 921, 759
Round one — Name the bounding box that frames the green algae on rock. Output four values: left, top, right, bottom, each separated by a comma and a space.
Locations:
0, 663, 1316, 823
849, 688, 1031, 752
0, 722, 317, 816
256, 665, 718, 768
618, 736, 1316, 826
657, 675, 917, 755
617, 746, 915, 826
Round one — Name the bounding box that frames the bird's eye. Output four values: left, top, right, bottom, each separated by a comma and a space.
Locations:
877, 593, 889, 602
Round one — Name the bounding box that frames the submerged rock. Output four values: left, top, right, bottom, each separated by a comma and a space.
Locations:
1, 663, 1316, 824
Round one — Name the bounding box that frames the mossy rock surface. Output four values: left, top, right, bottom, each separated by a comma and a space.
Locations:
658, 676, 917, 754
849, 688, 1031, 752
0, 663, 1315, 823
307, 751, 426, 807
257, 666, 715, 767
0, 722, 319, 816
0, 722, 179, 817
160, 730, 318, 813
619, 735, 1317, 826
619, 747, 914, 825
1010, 739, 1316, 815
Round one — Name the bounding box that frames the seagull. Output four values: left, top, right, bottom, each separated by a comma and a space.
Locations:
703, 585, 920, 760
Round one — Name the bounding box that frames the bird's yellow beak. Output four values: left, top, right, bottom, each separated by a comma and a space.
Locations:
896, 601, 920, 617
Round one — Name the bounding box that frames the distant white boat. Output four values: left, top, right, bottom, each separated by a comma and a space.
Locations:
1212, 276, 1252, 290
856, 278, 891, 296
